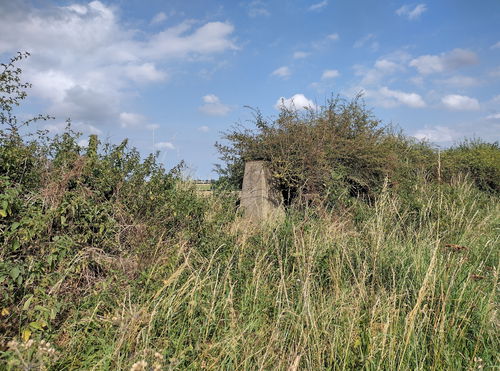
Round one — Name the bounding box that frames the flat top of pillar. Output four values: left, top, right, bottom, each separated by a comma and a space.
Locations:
245, 160, 267, 165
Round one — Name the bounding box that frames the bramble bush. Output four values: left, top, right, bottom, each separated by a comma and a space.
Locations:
0, 53, 211, 344
216, 96, 499, 206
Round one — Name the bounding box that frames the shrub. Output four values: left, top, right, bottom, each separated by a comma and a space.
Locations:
216, 96, 435, 204
441, 139, 500, 194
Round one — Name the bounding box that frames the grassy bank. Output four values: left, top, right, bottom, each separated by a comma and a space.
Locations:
2, 170, 498, 369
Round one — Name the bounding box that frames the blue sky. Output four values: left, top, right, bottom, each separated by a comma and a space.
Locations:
1, 0, 499, 178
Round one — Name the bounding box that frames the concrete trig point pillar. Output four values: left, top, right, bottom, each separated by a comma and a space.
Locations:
240, 160, 284, 223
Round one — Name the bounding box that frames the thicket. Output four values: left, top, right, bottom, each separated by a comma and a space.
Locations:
216, 97, 500, 204
1, 53, 499, 370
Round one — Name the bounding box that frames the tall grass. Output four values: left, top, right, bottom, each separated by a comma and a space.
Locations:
6, 176, 494, 370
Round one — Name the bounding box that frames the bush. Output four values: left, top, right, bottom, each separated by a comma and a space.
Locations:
216, 96, 435, 204
441, 139, 500, 194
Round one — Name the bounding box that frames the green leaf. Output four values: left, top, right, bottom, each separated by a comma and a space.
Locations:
0, 209, 6, 218
23, 295, 34, 311
29, 321, 46, 331
11, 239, 20, 251
10, 266, 20, 280
11, 222, 20, 231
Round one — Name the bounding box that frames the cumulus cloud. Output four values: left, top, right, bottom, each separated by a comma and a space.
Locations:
119, 112, 148, 128
125, 63, 167, 83
271, 66, 291, 78
441, 94, 480, 111
409, 49, 478, 75
198, 94, 231, 116
0, 1, 237, 133
198, 125, 209, 132
275, 94, 316, 110
309, 1, 328, 11
358, 85, 425, 108
378, 87, 426, 108
154, 141, 175, 150
396, 4, 427, 20
327, 33, 340, 41
321, 69, 340, 79
354, 57, 404, 85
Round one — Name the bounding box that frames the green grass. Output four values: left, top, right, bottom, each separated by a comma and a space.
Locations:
4, 177, 497, 370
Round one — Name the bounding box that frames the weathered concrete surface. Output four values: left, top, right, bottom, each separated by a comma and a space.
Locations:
240, 161, 284, 223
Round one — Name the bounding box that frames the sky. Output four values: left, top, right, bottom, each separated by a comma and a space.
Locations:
1, 0, 499, 178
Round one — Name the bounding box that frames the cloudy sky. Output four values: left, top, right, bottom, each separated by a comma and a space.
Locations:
1, 0, 499, 178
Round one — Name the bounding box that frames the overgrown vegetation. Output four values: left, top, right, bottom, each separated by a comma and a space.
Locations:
216, 97, 500, 203
1, 54, 499, 370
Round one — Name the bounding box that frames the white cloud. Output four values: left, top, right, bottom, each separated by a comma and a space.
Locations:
125, 63, 167, 83
271, 66, 291, 78
327, 33, 339, 41
413, 126, 456, 142
378, 86, 426, 108
198, 125, 209, 132
119, 112, 147, 128
199, 94, 231, 116
491, 41, 500, 50
486, 113, 500, 120
354, 57, 404, 85
409, 49, 478, 75
436, 75, 480, 87
154, 141, 175, 150
442, 94, 480, 111
374, 59, 400, 72
275, 94, 316, 110
145, 21, 237, 60
293, 51, 309, 59
321, 69, 340, 79
0, 1, 237, 133
309, 1, 328, 11
151, 12, 167, 25
396, 4, 427, 20
247, 1, 270, 17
